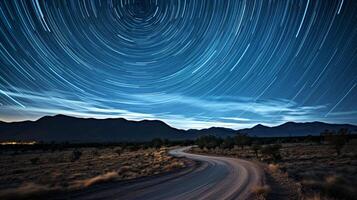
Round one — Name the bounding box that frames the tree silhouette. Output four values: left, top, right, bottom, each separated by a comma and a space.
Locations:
261, 144, 282, 161
220, 136, 234, 150
252, 144, 261, 158
323, 128, 349, 155
234, 133, 251, 149
196, 135, 222, 149
151, 138, 164, 149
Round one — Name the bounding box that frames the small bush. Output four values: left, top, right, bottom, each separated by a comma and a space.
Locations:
220, 137, 235, 150
118, 166, 131, 174
114, 147, 122, 156
150, 138, 164, 149
261, 144, 282, 162
322, 128, 349, 155
268, 163, 280, 173
252, 185, 271, 199
91, 149, 99, 156
252, 144, 261, 158
70, 149, 82, 162
234, 133, 251, 149
196, 135, 223, 149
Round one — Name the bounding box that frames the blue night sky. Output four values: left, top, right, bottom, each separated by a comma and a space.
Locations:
0, 0, 356, 129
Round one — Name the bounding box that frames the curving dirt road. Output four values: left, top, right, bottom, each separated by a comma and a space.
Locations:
61, 147, 263, 200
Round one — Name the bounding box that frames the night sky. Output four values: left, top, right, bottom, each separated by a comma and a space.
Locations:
0, 0, 356, 129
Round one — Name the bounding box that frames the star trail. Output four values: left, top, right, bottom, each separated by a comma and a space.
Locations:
0, 0, 356, 129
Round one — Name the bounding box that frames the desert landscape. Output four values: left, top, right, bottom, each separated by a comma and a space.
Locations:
0, 143, 188, 199
0, 130, 356, 200
190, 133, 357, 200
0, 0, 356, 199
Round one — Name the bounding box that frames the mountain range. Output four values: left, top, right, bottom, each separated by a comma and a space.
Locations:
0, 115, 356, 142
239, 122, 357, 137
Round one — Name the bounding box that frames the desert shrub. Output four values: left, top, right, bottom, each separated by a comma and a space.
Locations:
114, 147, 122, 156
251, 185, 271, 199
268, 163, 280, 173
164, 161, 185, 171
252, 144, 261, 158
261, 144, 282, 162
150, 138, 164, 149
220, 137, 234, 150
304, 135, 322, 144
234, 133, 251, 149
91, 149, 99, 156
322, 129, 349, 155
70, 149, 82, 162
162, 139, 170, 146
196, 135, 222, 149
118, 166, 131, 174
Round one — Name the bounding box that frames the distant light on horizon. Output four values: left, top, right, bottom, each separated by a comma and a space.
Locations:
0, 141, 37, 145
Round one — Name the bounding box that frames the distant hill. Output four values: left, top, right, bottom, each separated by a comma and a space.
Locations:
239, 121, 357, 137
0, 115, 236, 142
0, 115, 356, 142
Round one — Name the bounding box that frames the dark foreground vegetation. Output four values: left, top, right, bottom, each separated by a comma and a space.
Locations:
0, 139, 193, 200
1, 129, 356, 200
191, 129, 357, 200
0, 139, 194, 152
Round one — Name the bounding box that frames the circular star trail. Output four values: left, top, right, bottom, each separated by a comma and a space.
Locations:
0, 0, 356, 129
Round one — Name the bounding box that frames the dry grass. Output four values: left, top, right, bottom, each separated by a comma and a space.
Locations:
251, 185, 271, 199
301, 174, 356, 200
0, 182, 56, 200
267, 163, 280, 173
74, 171, 118, 188
190, 140, 357, 200
0, 147, 186, 198
279, 142, 357, 200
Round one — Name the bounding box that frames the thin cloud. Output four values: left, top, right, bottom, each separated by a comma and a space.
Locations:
0, 89, 331, 129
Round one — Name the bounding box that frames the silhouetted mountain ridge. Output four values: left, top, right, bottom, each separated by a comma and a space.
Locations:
0, 115, 235, 142
251, 124, 269, 129
0, 115, 356, 142
239, 121, 357, 137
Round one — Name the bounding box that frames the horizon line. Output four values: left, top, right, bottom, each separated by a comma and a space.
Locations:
1, 113, 356, 131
